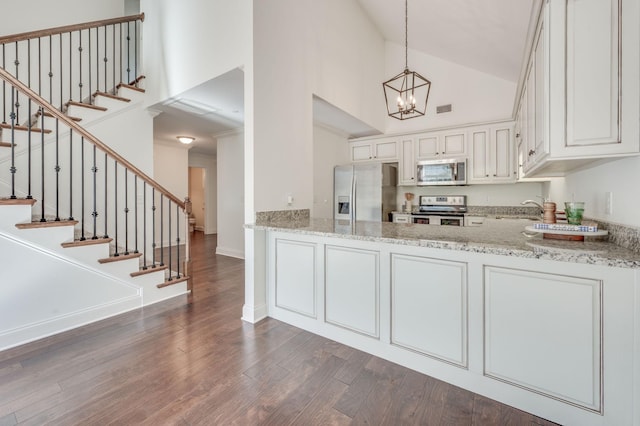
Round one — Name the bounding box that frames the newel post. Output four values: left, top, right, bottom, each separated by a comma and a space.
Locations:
184, 196, 193, 293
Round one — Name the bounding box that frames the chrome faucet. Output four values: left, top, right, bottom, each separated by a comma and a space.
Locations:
521, 199, 544, 214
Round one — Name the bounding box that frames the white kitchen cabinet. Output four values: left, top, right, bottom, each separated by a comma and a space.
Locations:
416, 131, 466, 160
392, 212, 411, 223
469, 124, 516, 184
398, 138, 416, 185
391, 254, 467, 366
350, 139, 398, 162
484, 267, 601, 411
521, 0, 640, 177
274, 239, 317, 318
325, 245, 379, 337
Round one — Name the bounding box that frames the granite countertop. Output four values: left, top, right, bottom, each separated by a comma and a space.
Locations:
248, 217, 640, 269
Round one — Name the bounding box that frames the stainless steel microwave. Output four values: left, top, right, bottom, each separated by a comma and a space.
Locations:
416, 158, 467, 186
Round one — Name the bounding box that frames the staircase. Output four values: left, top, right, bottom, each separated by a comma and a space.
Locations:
0, 14, 192, 351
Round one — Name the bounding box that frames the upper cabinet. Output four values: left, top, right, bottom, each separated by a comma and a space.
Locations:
469, 125, 516, 184
351, 139, 398, 162
522, 0, 640, 177
416, 132, 466, 160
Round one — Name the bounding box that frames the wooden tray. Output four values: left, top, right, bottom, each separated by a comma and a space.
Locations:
524, 226, 608, 242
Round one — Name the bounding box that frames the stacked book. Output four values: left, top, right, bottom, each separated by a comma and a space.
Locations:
533, 222, 599, 232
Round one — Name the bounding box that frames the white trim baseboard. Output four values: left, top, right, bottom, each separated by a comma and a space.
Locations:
216, 246, 245, 259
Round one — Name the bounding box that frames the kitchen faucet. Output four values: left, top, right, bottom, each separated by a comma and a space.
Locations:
520, 199, 544, 215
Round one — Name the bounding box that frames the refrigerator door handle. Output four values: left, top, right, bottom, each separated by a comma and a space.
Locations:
351, 171, 357, 222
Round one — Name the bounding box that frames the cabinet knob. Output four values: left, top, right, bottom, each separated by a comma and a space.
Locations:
493, 174, 497, 177
516, 133, 520, 138
485, 174, 489, 177
528, 149, 535, 156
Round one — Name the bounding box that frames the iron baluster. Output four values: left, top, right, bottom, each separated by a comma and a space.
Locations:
159, 193, 164, 266
2, 44, 5, 123
78, 30, 83, 103
59, 34, 63, 110
69, 32, 72, 102
14, 41, 19, 123
88, 28, 92, 104
91, 145, 98, 239
124, 168, 129, 255
37, 38, 41, 94
104, 153, 108, 238
114, 160, 119, 256
111, 25, 115, 93
55, 117, 60, 221
68, 130, 73, 220
126, 22, 130, 84
9, 88, 16, 199
95, 27, 99, 98
152, 188, 156, 267
80, 136, 85, 237
119, 23, 123, 85
104, 25, 108, 93
134, 175, 138, 253
134, 20, 138, 83
176, 204, 180, 278
49, 34, 53, 104
168, 199, 172, 281
26, 99, 32, 199
142, 182, 147, 269
39, 108, 46, 222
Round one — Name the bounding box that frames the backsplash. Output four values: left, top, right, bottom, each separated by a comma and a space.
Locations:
466, 205, 541, 217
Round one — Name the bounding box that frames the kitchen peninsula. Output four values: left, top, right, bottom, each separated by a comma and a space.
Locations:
249, 215, 640, 426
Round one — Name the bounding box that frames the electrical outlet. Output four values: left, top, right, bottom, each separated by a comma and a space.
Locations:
287, 194, 293, 206
605, 192, 613, 215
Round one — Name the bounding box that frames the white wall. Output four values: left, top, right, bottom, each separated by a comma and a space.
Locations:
253, 0, 386, 213
0, 0, 124, 36
141, 0, 252, 107
188, 153, 217, 234
313, 125, 350, 218
383, 42, 518, 134
546, 157, 640, 227
217, 131, 245, 258
153, 143, 188, 198
397, 182, 544, 210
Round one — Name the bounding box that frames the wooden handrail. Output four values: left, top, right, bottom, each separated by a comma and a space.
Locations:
0, 67, 185, 209
0, 13, 145, 45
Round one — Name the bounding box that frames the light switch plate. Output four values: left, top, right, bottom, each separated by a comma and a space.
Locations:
605, 192, 612, 215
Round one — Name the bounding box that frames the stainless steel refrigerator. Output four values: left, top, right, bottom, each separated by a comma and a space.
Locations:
334, 163, 397, 222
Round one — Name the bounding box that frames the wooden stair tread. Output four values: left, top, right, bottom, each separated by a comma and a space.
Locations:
0, 123, 52, 134
98, 252, 143, 264
157, 275, 189, 289
41, 111, 82, 122
129, 75, 146, 85
66, 101, 108, 112
116, 83, 145, 93
61, 237, 113, 248
130, 264, 168, 277
93, 91, 131, 103
0, 142, 14, 148
16, 219, 78, 229
0, 198, 37, 206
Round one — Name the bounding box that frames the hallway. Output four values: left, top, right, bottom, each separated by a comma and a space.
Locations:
0, 233, 556, 425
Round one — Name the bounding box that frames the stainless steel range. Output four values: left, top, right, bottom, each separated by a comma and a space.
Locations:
411, 195, 467, 226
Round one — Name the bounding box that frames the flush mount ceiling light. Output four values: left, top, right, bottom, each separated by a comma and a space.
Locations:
383, 0, 431, 120
177, 136, 195, 145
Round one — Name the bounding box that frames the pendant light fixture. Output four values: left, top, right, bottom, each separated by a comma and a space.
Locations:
383, 0, 431, 120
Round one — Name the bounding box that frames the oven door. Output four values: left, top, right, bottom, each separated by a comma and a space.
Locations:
439, 216, 464, 226
412, 215, 435, 225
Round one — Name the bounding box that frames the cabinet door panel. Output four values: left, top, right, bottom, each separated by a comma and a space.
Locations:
494, 128, 512, 179
374, 141, 398, 160
484, 266, 601, 411
566, 0, 618, 146
417, 136, 439, 158
275, 239, 317, 317
351, 143, 372, 161
442, 133, 465, 156
325, 246, 379, 337
398, 139, 415, 185
470, 130, 489, 180
391, 255, 467, 366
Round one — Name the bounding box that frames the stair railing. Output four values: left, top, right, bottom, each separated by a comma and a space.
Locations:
0, 13, 143, 124
0, 67, 192, 290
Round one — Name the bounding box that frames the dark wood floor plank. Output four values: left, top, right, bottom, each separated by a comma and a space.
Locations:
0, 233, 558, 425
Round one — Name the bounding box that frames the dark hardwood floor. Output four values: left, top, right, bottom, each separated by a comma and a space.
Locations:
0, 232, 558, 425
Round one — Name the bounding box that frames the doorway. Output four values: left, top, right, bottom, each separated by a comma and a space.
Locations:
188, 167, 206, 233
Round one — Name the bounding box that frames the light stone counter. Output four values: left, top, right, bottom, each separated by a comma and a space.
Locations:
249, 217, 640, 269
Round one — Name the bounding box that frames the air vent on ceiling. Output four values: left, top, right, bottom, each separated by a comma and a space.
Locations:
436, 104, 452, 114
